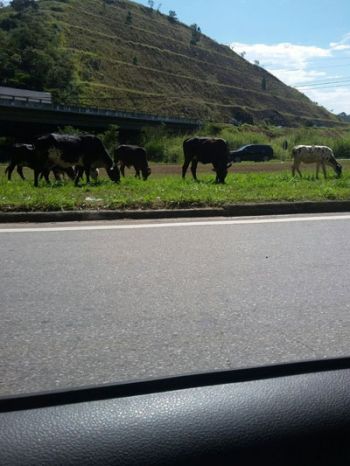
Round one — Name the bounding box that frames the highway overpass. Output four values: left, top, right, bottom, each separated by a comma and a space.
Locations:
0, 98, 202, 139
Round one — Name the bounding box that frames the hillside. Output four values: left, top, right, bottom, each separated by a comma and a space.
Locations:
0, 0, 342, 126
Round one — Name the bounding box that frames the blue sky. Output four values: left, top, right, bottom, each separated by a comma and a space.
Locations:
136, 0, 350, 113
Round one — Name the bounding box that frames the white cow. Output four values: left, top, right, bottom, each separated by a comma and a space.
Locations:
291, 145, 342, 178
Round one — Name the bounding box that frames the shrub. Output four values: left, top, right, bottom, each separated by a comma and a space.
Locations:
145, 140, 165, 162
168, 10, 177, 23
125, 11, 132, 24
333, 139, 350, 159
190, 24, 201, 46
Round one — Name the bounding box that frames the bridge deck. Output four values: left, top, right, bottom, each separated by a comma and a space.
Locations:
0, 98, 201, 132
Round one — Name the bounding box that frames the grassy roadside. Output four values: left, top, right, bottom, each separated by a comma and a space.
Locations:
1, 164, 350, 212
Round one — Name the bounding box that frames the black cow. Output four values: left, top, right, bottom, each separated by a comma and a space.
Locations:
5, 143, 67, 182
33, 134, 120, 187
182, 137, 230, 183
114, 145, 151, 180
5, 144, 36, 181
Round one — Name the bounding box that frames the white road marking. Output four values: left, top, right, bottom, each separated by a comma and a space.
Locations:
1, 214, 350, 233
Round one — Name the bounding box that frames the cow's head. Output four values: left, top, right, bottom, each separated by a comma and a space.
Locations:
215, 157, 232, 183
334, 163, 342, 178
142, 166, 152, 181
215, 165, 228, 184
106, 164, 121, 183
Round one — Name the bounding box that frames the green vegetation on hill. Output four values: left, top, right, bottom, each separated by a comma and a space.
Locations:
0, 0, 78, 102
0, 0, 344, 126
130, 124, 350, 164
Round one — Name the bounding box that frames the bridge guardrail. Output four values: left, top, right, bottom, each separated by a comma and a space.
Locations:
0, 97, 202, 127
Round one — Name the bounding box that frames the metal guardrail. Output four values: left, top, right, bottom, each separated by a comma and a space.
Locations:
0, 87, 52, 104
0, 96, 202, 127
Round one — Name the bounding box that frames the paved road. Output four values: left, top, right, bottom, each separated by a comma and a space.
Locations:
2, 213, 350, 396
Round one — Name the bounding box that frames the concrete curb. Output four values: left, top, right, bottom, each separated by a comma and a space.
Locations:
1, 200, 350, 223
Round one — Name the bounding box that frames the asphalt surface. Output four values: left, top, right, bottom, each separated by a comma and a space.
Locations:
2, 213, 350, 396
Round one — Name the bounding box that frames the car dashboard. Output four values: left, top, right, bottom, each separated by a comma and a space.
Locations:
2, 357, 350, 465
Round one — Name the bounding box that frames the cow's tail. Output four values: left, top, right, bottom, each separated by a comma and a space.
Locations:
224, 139, 231, 167
291, 147, 298, 159
182, 138, 192, 161
182, 138, 190, 152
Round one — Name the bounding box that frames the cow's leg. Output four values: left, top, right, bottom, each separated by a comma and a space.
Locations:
321, 161, 327, 179
39, 170, 51, 183
17, 166, 26, 180
53, 168, 63, 182
190, 159, 198, 181
65, 167, 75, 181
182, 158, 191, 179
316, 162, 320, 179
6, 163, 16, 181
34, 169, 40, 187
135, 167, 141, 179
90, 168, 98, 184
85, 166, 91, 184
120, 163, 125, 177
141, 168, 148, 181
212, 162, 220, 183
293, 162, 302, 177
74, 167, 84, 186
41, 169, 51, 184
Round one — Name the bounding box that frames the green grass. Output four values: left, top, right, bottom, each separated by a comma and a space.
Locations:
1, 170, 350, 212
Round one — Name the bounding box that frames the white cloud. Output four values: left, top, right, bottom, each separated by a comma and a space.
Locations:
230, 34, 350, 114
231, 42, 331, 70
330, 32, 350, 50
307, 87, 350, 114
266, 68, 326, 86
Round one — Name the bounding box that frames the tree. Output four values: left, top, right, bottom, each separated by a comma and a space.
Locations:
168, 10, 177, 23
0, 10, 76, 103
10, 0, 38, 12
148, 0, 154, 10
261, 76, 267, 91
125, 10, 132, 24
190, 23, 201, 45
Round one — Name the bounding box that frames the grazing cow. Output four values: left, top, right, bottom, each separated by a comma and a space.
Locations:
292, 145, 342, 179
182, 137, 230, 183
5, 143, 67, 182
114, 145, 151, 180
33, 133, 120, 187
5, 144, 38, 181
